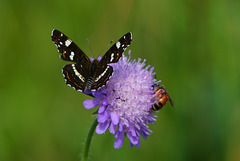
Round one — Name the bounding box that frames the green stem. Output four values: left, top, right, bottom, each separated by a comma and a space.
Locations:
81, 118, 98, 161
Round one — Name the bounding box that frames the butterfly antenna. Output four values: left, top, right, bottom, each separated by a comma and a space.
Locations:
87, 39, 95, 57
99, 40, 113, 55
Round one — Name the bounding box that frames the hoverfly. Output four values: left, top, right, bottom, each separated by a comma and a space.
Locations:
151, 84, 175, 111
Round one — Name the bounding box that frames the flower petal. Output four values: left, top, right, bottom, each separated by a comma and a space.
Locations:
92, 90, 103, 97
98, 105, 106, 114
114, 131, 124, 149
109, 122, 116, 134
129, 127, 137, 137
130, 140, 140, 149
127, 132, 139, 145
111, 112, 120, 125
137, 140, 141, 149
97, 110, 109, 123
96, 120, 110, 134
102, 98, 109, 106
97, 56, 102, 61
118, 123, 123, 132
83, 99, 99, 109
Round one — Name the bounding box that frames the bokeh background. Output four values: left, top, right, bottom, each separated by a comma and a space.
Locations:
1, 0, 240, 161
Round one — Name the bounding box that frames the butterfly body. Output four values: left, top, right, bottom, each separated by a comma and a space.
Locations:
51, 29, 132, 92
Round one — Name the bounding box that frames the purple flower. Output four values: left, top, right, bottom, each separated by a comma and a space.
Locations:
83, 51, 157, 149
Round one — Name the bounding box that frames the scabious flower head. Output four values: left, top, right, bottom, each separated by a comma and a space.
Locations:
83, 51, 158, 149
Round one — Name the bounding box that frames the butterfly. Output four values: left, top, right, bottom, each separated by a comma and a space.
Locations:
51, 29, 132, 92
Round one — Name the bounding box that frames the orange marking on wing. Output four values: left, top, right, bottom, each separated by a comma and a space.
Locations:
62, 49, 66, 58
95, 73, 111, 88
74, 82, 82, 88
65, 72, 71, 81
115, 53, 120, 60
92, 72, 111, 89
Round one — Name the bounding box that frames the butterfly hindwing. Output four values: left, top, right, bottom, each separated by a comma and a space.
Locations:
91, 65, 113, 90
62, 63, 90, 92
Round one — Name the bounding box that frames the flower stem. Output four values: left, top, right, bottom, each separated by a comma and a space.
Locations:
81, 118, 98, 161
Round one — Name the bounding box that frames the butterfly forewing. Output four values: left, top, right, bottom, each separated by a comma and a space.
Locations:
99, 32, 132, 65
51, 29, 90, 64
92, 32, 132, 90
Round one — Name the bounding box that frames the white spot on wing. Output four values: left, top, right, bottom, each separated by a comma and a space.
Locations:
51, 29, 55, 37
65, 39, 72, 47
72, 64, 85, 82
116, 41, 121, 49
95, 66, 110, 82
70, 51, 74, 61
96, 70, 114, 90
77, 89, 83, 92
110, 53, 114, 62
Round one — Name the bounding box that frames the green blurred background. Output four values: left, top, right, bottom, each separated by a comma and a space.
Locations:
1, 0, 240, 161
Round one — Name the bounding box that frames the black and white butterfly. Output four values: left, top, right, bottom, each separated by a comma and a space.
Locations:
51, 29, 132, 92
